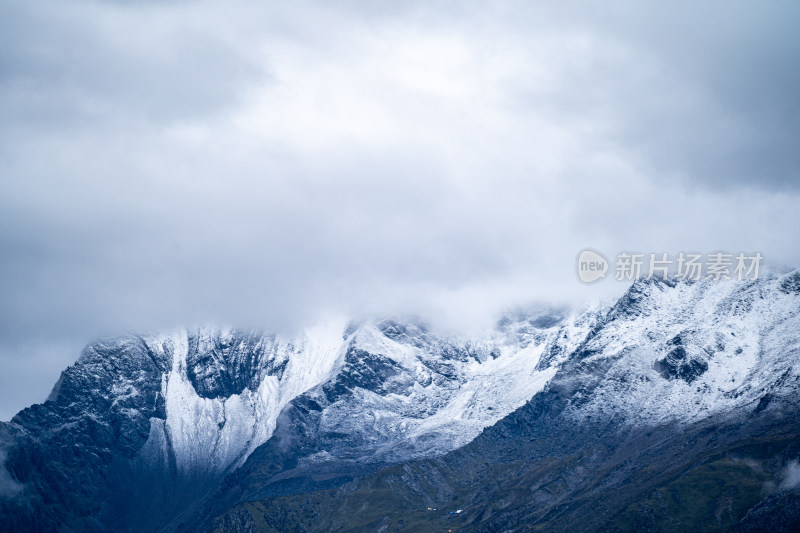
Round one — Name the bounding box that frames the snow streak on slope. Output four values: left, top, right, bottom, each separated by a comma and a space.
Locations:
302, 323, 560, 462
313, 315, 599, 462
140, 322, 347, 475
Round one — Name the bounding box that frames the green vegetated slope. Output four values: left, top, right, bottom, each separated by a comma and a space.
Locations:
208, 405, 800, 532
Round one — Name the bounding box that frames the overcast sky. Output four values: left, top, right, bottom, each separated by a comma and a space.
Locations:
1, 0, 798, 420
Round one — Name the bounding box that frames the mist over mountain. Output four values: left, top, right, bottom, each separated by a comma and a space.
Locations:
1, 272, 799, 531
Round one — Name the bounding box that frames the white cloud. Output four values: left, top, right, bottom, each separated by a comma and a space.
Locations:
0, 0, 798, 419
780, 460, 800, 490
0, 449, 23, 498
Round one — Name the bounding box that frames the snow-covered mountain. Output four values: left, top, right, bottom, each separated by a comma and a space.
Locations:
128, 311, 594, 481
0, 304, 600, 531
1, 270, 799, 532
562, 271, 800, 426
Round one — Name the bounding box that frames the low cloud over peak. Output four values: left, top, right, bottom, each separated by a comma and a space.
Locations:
0, 0, 798, 420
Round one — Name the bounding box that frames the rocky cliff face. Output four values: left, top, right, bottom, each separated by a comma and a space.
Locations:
1, 271, 799, 532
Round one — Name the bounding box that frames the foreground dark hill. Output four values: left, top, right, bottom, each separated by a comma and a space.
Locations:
211, 381, 800, 532
1, 271, 800, 532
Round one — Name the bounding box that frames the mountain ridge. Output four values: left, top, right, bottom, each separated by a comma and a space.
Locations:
1, 270, 799, 532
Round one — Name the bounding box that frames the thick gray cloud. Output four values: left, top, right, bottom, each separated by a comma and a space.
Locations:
0, 0, 798, 420
598, 2, 800, 190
